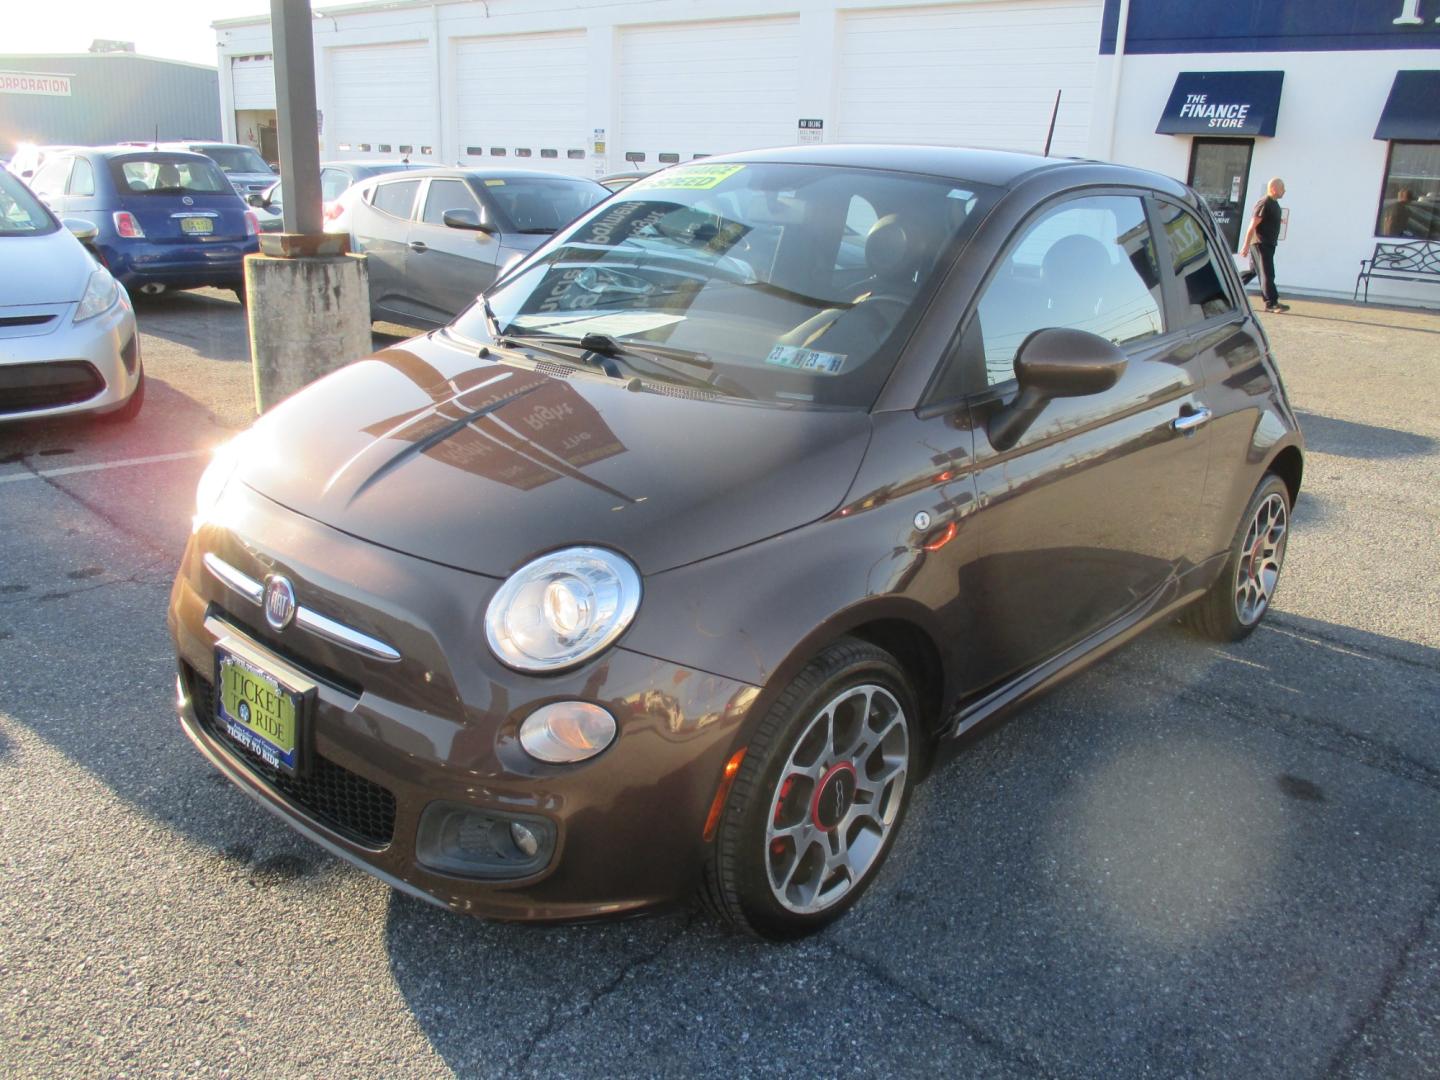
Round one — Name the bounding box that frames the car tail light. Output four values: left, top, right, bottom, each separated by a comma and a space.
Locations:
323, 201, 343, 222
244, 210, 259, 237
113, 211, 144, 239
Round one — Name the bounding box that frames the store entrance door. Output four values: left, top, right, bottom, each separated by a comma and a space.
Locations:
1188, 138, 1254, 253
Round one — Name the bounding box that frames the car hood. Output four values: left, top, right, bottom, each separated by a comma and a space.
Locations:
1, 229, 92, 306
235, 332, 872, 576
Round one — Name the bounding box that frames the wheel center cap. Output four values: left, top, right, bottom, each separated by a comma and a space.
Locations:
812, 762, 858, 831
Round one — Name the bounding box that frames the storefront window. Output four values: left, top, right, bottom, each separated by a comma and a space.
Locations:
1375, 142, 1440, 241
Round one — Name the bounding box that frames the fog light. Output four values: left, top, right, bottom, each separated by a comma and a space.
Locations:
415, 802, 555, 879
511, 821, 540, 858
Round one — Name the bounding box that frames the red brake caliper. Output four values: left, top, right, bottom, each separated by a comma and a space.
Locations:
771, 776, 795, 857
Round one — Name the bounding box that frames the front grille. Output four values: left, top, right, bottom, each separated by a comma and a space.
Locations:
186, 664, 397, 848
0, 360, 104, 414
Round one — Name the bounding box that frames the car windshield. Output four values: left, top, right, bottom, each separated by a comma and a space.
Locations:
197, 146, 270, 174
0, 170, 58, 236
111, 156, 231, 196
453, 161, 996, 409
481, 177, 610, 235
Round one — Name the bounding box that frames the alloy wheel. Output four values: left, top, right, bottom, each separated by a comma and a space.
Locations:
1234, 492, 1288, 626
763, 684, 909, 915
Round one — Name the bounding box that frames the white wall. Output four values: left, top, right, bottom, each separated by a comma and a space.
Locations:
1100, 49, 1440, 307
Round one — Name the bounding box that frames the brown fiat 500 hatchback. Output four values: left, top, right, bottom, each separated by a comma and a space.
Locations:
169, 146, 1302, 939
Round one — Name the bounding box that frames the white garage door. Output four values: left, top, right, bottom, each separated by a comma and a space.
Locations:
618, 17, 800, 167
231, 55, 274, 111
327, 41, 438, 161
454, 31, 588, 175
836, 0, 1102, 157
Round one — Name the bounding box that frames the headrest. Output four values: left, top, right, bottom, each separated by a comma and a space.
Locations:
1041, 234, 1110, 285
865, 214, 915, 278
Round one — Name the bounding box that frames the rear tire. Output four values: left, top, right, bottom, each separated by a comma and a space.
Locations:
1184, 473, 1290, 641
701, 638, 919, 939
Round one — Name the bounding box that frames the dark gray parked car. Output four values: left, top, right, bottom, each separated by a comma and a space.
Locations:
345, 168, 608, 326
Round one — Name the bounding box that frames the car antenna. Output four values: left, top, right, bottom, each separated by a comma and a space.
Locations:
1042, 90, 1061, 156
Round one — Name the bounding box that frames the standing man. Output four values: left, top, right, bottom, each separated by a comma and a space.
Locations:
1242, 178, 1289, 313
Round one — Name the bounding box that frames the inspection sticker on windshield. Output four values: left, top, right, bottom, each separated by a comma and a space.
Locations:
765, 345, 847, 375
643, 164, 745, 190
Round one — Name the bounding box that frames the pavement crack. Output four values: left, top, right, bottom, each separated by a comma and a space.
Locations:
1323, 882, 1440, 1078
1111, 658, 1440, 796
821, 938, 1049, 1077
1265, 615, 1440, 675
512, 913, 695, 1074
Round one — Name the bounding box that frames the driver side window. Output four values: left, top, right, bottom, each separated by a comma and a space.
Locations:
972, 195, 1164, 389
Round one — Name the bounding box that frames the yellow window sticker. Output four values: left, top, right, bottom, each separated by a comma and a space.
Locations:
643, 164, 745, 191
484, 178, 506, 187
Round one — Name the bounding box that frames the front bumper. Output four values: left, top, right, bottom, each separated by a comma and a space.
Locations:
0, 294, 140, 421
169, 486, 760, 921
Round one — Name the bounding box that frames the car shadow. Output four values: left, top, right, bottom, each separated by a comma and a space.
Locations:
377, 616, 1440, 1078
131, 288, 252, 363
1294, 411, 1437, 460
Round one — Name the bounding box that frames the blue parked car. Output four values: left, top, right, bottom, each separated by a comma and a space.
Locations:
26, 147, 259, 300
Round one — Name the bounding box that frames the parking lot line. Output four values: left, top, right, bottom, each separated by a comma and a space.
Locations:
0, 449, 211, 485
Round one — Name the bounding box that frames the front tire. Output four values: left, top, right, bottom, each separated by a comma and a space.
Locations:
1185, 473, 1290, 641
702, 638, 919, 939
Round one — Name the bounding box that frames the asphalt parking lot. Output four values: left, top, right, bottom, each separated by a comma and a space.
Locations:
1, 289, 1437, 1078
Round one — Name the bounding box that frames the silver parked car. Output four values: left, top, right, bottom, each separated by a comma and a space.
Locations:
246, 160, 428, 233
0, 169, 141, 422
161, 142, 277, 200
345, 168, 608, 326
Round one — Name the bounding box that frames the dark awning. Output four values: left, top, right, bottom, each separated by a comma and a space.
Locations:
1374, 70, 1440, 141
1156, 71, 1285, 138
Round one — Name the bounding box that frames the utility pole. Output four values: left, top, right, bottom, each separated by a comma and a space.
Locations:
243, 0, 371, 412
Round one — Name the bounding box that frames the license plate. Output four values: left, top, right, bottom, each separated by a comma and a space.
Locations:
215, 650, 305, 774
180, 217, 214, 235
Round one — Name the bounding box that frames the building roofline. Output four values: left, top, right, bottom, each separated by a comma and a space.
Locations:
0, 52, 216, 72
214, 0, 474, 31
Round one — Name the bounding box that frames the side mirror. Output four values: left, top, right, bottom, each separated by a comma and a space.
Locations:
987, 328, 1127, 451
246, 192, 266, 208
63, 217, 99, 245
442, 208, 495, 234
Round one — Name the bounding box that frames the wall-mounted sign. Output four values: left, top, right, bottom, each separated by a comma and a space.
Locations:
0, 71, 72, 96
797, 118, 824, 144
1156, 71, 1285, 137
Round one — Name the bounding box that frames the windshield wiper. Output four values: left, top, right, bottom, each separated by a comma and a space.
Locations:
508, 331, 755, 399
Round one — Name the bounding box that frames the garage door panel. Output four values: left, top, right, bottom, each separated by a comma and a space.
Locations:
837, 0, 1100, 156
620, 17, 799, 161
455, 31, 586, 171
329, 41, 436, 158
232, 56, 274, 111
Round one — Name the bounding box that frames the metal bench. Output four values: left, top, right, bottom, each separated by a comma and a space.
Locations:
1354, 240, 1440, 302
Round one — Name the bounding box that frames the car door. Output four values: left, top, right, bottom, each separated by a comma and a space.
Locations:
946, 192, 1213, 690
1148, 195, 1274, 566
353, 176, 422, 320
404, 177, 502, 323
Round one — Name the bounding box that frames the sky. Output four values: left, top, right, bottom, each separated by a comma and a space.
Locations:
3, 1, 276, 66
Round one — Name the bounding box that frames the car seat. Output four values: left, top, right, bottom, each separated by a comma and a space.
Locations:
156, 163, 183, 189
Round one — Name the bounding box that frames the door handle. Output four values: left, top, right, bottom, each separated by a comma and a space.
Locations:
409, 241, 428, 253
1171, 406, 1213, 434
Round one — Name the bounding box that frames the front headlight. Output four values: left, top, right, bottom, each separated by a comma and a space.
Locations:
192, 436, 244, 532
74, 268, 119, 323
485, 547, 642, 673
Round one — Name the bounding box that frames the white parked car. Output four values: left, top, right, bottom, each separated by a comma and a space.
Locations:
0, 169, 142, 422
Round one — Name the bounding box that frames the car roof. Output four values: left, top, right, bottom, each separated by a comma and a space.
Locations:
85, 146, 220, 162
711, 143, 1186, 194
364, 166, 603, 185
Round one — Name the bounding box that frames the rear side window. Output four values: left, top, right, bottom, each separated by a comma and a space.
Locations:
67, 157, 95, 196
111, 157, 230, 195
421, 179, 480, 225
973, 195, 1164, 388
29, 157, 71, 199
372, 179, 420, 219
320, 169, 350, 202
1155, 200, 1236, 327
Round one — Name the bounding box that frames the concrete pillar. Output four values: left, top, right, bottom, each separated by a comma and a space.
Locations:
244, 253, 371, 413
